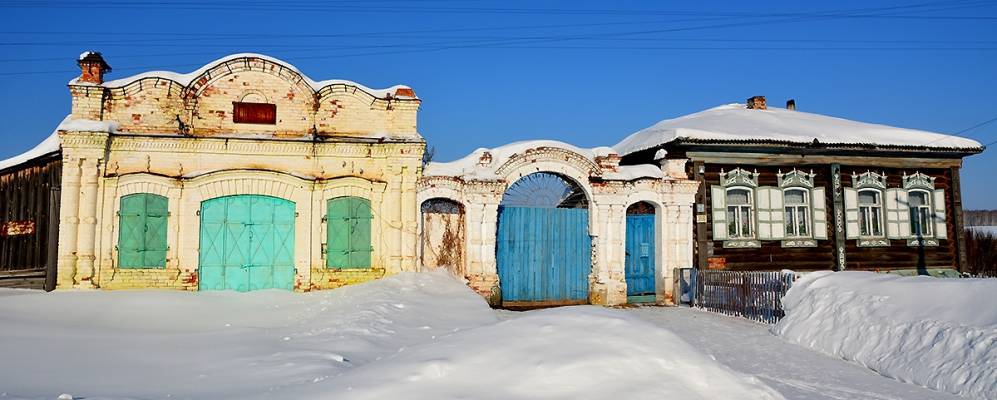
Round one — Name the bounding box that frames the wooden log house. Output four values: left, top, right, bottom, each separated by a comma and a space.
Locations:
615, 96, 984, 273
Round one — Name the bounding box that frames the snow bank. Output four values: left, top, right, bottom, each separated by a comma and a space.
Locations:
773, 271, 997, 399
614, 104, 983, 156
79, 53, 414, 99
0, 272, 785, 399
0, 271, 495, 399
273, 306, 784, 400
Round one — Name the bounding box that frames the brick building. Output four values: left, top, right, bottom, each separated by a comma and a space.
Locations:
3, 52, 425, 291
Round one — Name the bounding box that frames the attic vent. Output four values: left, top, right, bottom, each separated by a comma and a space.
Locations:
747, 96, 767, 110
233, 102, 276, 125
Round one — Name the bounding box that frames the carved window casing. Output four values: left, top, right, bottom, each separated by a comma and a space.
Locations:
783, 188, 810, 238
711, 168, 760, 248
857, 189, 885, 237
726, 187, 754, 239
844, 171, 947, 247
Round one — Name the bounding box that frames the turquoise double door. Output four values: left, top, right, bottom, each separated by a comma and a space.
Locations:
199, 195, 296, 292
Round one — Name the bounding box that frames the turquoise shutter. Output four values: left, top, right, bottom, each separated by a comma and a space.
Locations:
350, 198, 373, 268
118, 195, 146, 268
118, 193, 168, 269
327, 197, 373, 269
327, 197, 352, 268
143, 194, 169, 268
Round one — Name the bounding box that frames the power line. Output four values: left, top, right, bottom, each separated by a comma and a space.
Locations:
0, 0, 991, 76
4, 0, 995, 17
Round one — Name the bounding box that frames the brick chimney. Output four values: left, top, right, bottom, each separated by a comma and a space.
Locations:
77, 51, 111, 84
747, 95, 766, 110
786, 99, 796, 110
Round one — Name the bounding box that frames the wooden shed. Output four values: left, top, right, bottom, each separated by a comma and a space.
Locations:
0, 145, 61, 290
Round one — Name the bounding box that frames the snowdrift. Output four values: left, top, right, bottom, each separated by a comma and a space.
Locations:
0, 272, 496, 399
773, 271, 997, 400
273, 306, 784, 400
0, 272, 783, 400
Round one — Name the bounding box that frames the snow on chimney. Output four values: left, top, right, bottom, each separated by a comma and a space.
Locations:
77, 51, 111, 84
747, 96, 766, 110
786, 99, 796, 110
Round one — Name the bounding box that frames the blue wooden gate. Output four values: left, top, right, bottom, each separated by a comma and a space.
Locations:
496, 206, 591, 304
625, 214, 656, 301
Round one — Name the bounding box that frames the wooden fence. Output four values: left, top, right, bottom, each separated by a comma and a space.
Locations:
694, 270, 797, 324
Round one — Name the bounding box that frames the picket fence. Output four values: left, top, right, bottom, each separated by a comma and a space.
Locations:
693, 270, 798, 324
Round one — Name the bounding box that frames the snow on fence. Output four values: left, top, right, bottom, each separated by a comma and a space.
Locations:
693, 270, 797, 324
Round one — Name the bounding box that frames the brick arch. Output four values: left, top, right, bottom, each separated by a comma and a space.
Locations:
186, 170, 310, 202
184, 56, 314, 99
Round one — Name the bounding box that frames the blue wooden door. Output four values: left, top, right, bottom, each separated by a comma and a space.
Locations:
496, 206, 591, 304
625, 214, 656, 299
199, 195, 295, 292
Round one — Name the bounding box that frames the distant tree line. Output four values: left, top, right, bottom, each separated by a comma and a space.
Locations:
965, 230, 996, 277
964, 210, 997, 226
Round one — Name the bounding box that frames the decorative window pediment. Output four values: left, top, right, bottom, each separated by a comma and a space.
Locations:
778, 168, 815, 188
852, 171, 887, 190
720, 168, 759, 188
902, 172, 935, 190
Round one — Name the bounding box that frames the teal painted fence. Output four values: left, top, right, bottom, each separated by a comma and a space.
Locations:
199, 195, 296, 292
625, 214, 656, 297
496, 206, 591, 303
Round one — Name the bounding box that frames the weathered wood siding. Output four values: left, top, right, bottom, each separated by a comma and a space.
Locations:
694, 162, 957, 272
0, 154, 61, 290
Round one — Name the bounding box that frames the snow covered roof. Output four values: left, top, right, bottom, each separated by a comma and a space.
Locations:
613, 104, 984, 156
68, 53, 416, 100
0, 116, 70, 172
424, 140, 664, 181
0, 116, 122, 172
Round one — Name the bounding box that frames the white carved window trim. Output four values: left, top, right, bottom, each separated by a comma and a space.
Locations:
907, 189, 933, 237
783, 187, 811, 238
725, 187, 755, 239
858, 188, 885, 238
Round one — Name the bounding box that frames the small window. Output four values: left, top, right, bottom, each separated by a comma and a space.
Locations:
858, 189, 884, 237
784, 189, 810, 237
726, 188, 753, 238
118, 193, 168, 269
233, 102, 276, 125
909, 191, 932, 236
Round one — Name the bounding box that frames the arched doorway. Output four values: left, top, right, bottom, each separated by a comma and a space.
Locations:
420, 198, 465, 278
496, 172, 591, 306
198, 195, 296, 292
625, 201, 656, 303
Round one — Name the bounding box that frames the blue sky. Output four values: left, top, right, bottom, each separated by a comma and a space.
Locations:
1, 1, 995, 208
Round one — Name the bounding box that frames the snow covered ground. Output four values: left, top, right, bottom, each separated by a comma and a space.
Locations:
772, 271, 997, 400
0, 272, 781, 400
627, 307, 967, 400
2, 270, 988, 400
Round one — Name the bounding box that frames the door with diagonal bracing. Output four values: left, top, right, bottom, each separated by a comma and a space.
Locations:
199, 195, 295, 291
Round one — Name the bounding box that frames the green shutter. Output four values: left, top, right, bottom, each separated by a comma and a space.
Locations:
350, 198, 373, 268
117, 193, 169, 269
327, 197, 372, 269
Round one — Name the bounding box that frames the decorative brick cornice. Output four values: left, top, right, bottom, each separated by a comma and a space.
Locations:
106, 135, 423, 159
495, 147, 602, 178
